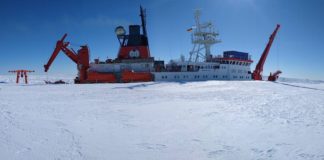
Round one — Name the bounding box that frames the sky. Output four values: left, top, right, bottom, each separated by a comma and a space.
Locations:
0, 0, 323, 80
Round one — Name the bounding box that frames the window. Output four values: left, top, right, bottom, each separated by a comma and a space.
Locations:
213, 66, 219, 69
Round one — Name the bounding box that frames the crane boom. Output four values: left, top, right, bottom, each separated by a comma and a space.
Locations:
44, 34, 79, 72
253, 24, 280, 80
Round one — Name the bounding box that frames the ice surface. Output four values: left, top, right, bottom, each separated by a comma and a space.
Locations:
0, 74, 324, 160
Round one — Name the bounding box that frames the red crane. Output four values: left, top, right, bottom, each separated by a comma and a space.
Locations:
44, 34, 90, 82
8, 70, 35, 84
252, 24, 281, 81
268, 70, 282, 81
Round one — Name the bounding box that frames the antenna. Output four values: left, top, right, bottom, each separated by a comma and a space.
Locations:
140, 5, 147, 37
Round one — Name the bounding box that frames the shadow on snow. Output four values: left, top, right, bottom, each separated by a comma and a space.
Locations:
274, 82, 324, 92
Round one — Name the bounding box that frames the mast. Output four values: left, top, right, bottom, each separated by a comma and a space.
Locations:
140, 5, 149, 46
189, 9, 221, 62
140, 6, 147, 37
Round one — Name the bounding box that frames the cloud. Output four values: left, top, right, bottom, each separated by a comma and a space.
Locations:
147, 0, 177, 9
14, 24, 30, 32
225, 0, 258, 9
61, 15, 131, 28
82, 16, 131, 28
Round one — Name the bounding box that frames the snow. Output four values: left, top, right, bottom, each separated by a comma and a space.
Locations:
1, 74, 324, 160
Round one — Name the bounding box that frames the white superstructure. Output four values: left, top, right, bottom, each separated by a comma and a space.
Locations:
153, 10, 253, 82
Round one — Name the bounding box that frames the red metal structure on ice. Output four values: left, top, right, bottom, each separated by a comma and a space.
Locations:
8, 70, 35, 84
268, 70, 282, 81
252, 24, 282, 81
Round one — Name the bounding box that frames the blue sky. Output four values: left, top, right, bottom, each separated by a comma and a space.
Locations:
0, 0, 323, 80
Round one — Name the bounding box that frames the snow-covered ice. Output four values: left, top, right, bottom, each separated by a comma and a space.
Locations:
0, 74, 324, 160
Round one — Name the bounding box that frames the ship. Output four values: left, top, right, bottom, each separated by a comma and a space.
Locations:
44, 6, 281, 83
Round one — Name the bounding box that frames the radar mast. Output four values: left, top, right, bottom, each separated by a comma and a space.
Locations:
188, 10, 221, 62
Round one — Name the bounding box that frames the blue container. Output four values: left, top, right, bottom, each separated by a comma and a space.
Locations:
223, 51, 249, 60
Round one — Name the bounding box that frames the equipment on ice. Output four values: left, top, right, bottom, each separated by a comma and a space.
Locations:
8, 70, 35, 84
44, 80, 68, 84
